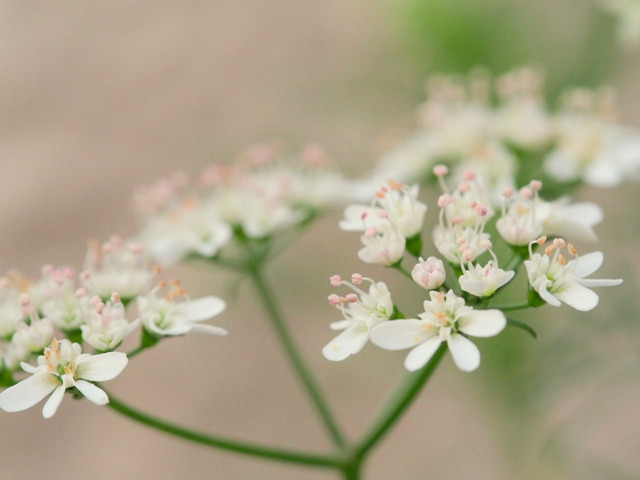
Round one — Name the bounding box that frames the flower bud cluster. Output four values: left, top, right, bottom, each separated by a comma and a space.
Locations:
371, 67, 640, 197
135, 142, 355, 267
0, 235, 227, 418
328, 168, 623, 371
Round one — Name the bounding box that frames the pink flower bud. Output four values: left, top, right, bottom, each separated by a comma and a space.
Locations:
411, 256, 446, 290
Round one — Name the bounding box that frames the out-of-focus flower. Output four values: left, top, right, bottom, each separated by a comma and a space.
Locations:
0, 338, 128, 418
81, 236, 156, 302
600, 0, 640, 46
371, 290, 505, 372
524, 237, 623, 311
135, 143, 354, 267
323, 274, 393, 361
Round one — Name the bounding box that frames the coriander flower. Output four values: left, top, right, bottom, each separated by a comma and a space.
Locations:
81, 294, 139, 352
0, 338, 128, 418
524, 237, 623, 311
371, 290, 505, 372
323, 274, 393, 361
138, 285, 227, 337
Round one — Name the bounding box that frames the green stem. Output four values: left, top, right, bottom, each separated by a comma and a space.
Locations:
392, 262, 413, 280
247, 264, 346, 448
488, 302, 530, 311
105, 392, 340, 469
125, 345, 148, 359
354, 344, 447, 457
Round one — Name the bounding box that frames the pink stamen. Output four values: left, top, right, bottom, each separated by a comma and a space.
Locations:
329, 275, 342, 286
351, 273, 363, 285
433, 164, 449, 177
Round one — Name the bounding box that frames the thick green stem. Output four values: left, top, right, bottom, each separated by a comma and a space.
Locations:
392, 262, 413, 280
354, 344, 447, 456
247, 264, 346, 448
105, 393, 340, 469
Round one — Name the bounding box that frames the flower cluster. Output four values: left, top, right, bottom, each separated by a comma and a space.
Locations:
0, 236, 227, 417
324, 171, 622, 372
370, 67, 640, 196
135, 142, 355, 267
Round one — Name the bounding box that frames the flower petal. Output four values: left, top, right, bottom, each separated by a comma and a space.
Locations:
322, 325, 369, 361
329, 319, 350, 331
458, 309, 506, 338
370, 319, 433, 350
404, 336, 442, 372
189, 324, 228, 336
577, 278, 623, 287
0, 373, 58, 413
76, 352, 128, 382
42, 385, 66, 419
570, 252, 603, 279
75, 380, 109, 406
179, 297, 226, 322
554, 281, 599, 311
448, 334, 480, 372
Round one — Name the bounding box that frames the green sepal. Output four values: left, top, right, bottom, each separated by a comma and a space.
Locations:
405, 234, 422, 259
140, 327, 160, 349
527, 288, 546, 308
64, 328, 83, 345
390, 305, 405, 320
0, 368, 16, 388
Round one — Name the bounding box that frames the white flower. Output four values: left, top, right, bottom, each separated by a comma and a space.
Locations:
371, 290, 505, 372
358, 225, 406, 266
138, 289, 227, 337
537, 199, 602, 242
81, 295, 139, 352
411, 256, 446, 290
0, 338, 128, 418
12, 318, 54, 354
524, 238, 623, 311
82, 237, 156, 301
323, 276, 393, 361
140, 202, 232, 267
459, 261, 515, 298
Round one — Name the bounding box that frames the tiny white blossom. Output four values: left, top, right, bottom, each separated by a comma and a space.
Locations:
323, 275, 394, 361
138, 286, 227, 337
524, 237, 623, 311
0, 338, 128, 418
358, 225, 406, 266
371, 290, 505, 372
81, 294, 139, 352
459, 261, 515, 298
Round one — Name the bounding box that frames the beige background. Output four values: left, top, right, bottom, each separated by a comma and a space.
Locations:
1, 2, 639, 479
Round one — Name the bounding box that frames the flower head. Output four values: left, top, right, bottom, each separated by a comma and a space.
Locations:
0, 338, 128, 418
370, 290, 505, 372
524, 237, 623, 311
137, 282, 227, 337
323, 274, 394, 361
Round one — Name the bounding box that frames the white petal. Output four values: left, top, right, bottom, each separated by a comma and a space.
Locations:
322, 325, 369, 361
329, 320, 350, 331
554, 281, 599, 311
75, 380, 109, 406
189, 324, 228, 335
404, 337, 442, 372
147, 321, 191, 336
0, 373, 58, 413
370, 320, 433, 350
179, 297, 226, 322
578, 278, 623, 287
42, 385, 66, 419
458, 310, 506, 337
76, 352, 128, 382
570, 252, 603, 279
534, 277, 562, 307
448, 334, 480, 372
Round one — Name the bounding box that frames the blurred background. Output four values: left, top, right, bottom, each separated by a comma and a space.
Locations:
0, 0, 639, 478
